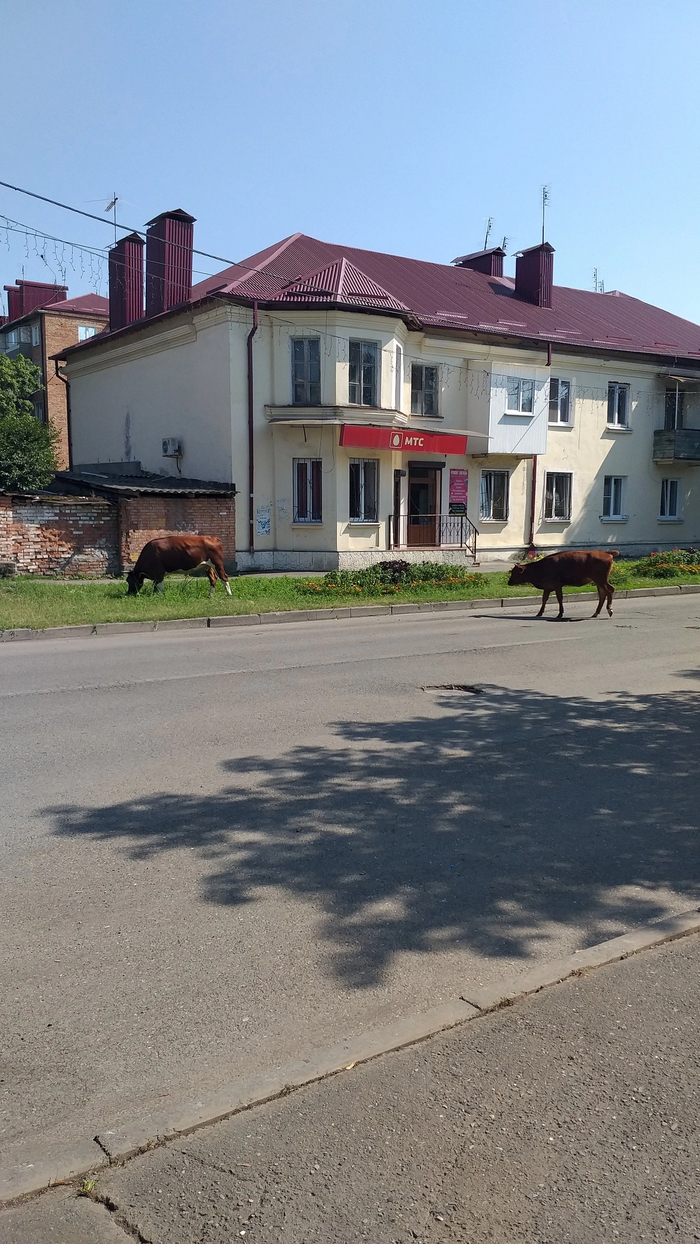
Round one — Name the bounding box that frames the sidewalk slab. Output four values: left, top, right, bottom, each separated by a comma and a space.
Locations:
1, 1188, 127, 1244
91, 933, 700, 1244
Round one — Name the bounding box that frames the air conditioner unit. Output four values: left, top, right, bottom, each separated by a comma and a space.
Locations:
162, 438, 182, 458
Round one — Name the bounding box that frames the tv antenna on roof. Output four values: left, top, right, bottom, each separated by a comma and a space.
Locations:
483, 217, 493, 250
501, 236, 509, 253
541, 184, 551, 244
104, 194, 119, 246
593, 268, 605, 293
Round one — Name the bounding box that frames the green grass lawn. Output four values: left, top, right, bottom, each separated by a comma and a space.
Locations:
1, 561, 698, 631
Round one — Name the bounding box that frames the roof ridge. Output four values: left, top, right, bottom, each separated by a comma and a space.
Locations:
223, 232, 306, 292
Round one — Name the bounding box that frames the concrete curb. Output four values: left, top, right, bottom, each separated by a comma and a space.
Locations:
2, 906, 699, 1206
2, 583, 699, 643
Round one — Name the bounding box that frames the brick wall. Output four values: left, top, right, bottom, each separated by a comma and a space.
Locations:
118, 496, 236, 567
0, 494, 119, 576
41, 312, 108, 470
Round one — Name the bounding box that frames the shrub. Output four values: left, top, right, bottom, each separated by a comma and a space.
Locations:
301, 560, 486, 597
630, 548, 700, 579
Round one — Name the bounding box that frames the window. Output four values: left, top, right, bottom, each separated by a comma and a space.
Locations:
32, 397, 45, 421
506, 376, 534, 414
548, 378, 571, 423
349, 459, 379, 521
660, 478, 680, 519
602, 475, 625, 519
664, 388, 685, 430
31, 323, 41, 347
479, 470, 509, 521
78, 324, 99, 342
410, 363, 439, 416
292, 338, 321, 405
544, 472, 572, 520
349, 340, 379, 406
607, 382, 630, 427
293, 459, 322, 522
394, 344, 403, 410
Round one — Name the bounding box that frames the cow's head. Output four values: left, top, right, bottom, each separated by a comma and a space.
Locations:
508, 563, 528, 586
126, 569, 144, 595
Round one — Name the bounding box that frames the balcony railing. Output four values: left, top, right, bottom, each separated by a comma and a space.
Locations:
653, 428, 700, 461
389, 513, 478, 560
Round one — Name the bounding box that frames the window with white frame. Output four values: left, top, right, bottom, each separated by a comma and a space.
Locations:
78, 324, 99, 342
544, 472, 572, 520
660, 478, 680, 519
292, 338, 321, 405
410, 363, 439, 416
31, 323, 41, 347
394, 344, 403, 410
349, 340, 379, 406
32, 397, 44, 421
349, 458, 379, 522
506, 376, 534, 414
479, 470, 509, 521
602, 475, 625, 519
293, 458, 322, 522
607, 382, 630, 427
548, 377, 571, 423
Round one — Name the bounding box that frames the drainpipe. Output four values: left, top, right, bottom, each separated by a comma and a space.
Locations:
54, 357, 73, 472
527, 454, 538, 554
247, 301, 258, 561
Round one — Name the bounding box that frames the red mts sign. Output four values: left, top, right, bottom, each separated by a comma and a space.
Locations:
339, 425, 467, 454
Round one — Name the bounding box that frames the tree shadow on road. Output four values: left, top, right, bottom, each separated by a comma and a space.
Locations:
45, 684, 700, 988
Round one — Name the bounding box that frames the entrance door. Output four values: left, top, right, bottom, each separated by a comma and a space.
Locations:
408, 466, 440, 546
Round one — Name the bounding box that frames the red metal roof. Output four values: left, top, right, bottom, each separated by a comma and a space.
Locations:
44, 293, 109, 317
192, 234, 700, 361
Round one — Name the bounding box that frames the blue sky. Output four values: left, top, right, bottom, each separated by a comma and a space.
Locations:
2, 0, 699, 320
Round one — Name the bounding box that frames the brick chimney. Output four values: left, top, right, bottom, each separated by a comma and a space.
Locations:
514, 242, 554, 308
452, 247, 506, 277
108, 233, 145, 331
4, 279, 68, 320
145, 209, 196, 318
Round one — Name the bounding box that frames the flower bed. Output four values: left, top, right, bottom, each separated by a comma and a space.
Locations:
301, 560, 486, 598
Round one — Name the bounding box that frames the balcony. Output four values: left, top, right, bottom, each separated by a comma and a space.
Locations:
652, 428, 700, 462
389, 513, 478, 560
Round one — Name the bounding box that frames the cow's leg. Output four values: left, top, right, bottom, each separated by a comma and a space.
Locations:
555, 586, 564, 619
536, 589, 551, 617
592, 584, 606, 617
206, 566, 217, 597
154, 578, 165, 595
211, 553, 233, 596
606, 583, 615, 616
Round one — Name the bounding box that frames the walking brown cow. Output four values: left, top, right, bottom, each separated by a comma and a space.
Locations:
508, 550, 619, 619
126, 535, 232, 597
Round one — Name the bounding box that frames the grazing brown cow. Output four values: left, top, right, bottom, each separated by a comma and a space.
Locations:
508, 550, 619, 619
126, 535, 232, 597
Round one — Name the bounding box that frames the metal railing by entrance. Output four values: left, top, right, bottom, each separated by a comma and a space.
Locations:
389, 513, 478, 560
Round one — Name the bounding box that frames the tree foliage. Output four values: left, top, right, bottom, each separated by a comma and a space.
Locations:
0, 354, 57, 491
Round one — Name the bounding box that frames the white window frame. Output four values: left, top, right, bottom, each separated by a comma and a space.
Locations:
607, 382, 630, 428
410, 363, 439, 417
479, 470, 509, 522
349, 458, 379, 523
78, 324, 99, 342
544, 471, 573, 521
31, 323, 41, 347
293, 458, 323, 523
659, 478, 681, 520
548, 377, 571, 424
506, 376, 535, 415
349, 339, 380, 407
602, 475, 626, 520
291, 337, 321, 405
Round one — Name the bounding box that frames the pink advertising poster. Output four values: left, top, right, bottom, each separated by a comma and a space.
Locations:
449, 468, 468, 514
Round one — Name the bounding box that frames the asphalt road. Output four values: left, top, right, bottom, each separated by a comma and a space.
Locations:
2, 595, 700, 1178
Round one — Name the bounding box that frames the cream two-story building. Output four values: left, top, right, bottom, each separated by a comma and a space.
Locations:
58, 213, 700, 569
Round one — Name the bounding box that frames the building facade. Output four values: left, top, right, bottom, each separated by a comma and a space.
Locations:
1, 279, 108, 469
57, 220, 700, 569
